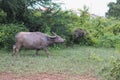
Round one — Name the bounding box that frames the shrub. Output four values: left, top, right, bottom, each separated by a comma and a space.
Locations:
109, 60, 120, 80
83, 18, 120, 48
0, 24, 28, 49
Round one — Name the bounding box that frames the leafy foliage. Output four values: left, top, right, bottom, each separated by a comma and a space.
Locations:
0, 24, 28, 49
109, 59, 120, 80
0, 0, 27, 22
102, 59, 120, 80
0, 0, 120, 49
106, 0, 120, 19
0, 0, 61, 23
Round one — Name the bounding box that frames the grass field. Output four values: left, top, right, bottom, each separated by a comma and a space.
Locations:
0, 46, 120, 79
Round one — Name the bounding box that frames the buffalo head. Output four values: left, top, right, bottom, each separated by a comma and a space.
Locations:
47, 32, 65, 43
74, 29, 87, 39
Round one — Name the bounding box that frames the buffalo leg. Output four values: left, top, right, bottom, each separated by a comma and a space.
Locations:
12, 45, 16, 56
13, 43, 21, 57
35, 49, 39, 55
43, 48, 50, 57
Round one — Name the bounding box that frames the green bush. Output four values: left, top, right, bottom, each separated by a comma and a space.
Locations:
0, 24, 28, 49
108, 59, 120, 80
0, 8, 119, 48
82, 18, 120, 48
49, 11, 120, 48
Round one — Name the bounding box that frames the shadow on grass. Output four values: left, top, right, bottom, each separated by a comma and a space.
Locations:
19, 50, 50, 57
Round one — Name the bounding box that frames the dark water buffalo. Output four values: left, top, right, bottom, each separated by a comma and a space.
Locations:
74, 29, 86, 39
73, 29, 87, 43
13, 32, 65, 57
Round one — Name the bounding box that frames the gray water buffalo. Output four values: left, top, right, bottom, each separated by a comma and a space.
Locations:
13, 32, 65, 57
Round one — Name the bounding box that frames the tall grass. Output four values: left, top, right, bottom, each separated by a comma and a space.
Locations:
0, 46, 119, 78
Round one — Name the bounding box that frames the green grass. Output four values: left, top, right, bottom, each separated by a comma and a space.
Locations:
0, 46, 120, 77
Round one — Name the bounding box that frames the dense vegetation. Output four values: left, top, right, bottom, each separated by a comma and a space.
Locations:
106, 0, 120, 19
0, 0, 120, 49
0, 0, 120, 79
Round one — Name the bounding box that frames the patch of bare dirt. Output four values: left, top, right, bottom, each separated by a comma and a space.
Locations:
0, 72, 99, 80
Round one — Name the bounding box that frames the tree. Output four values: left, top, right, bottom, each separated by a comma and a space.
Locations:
78, 6, 90, 24
106, 0, 120, 19
23, 0, 61, 32
0, 0, 61, 23
0, 0, 28, 22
